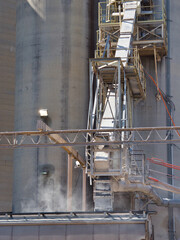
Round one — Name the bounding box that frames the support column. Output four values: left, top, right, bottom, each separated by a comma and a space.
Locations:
154, 45, 160, 100
118, 59, 121, 128
67, 154, 73, 211
82, 168, 87, 211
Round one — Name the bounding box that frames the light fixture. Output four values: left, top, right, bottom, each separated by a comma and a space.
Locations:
42, 171, 48, 176
74, 161, 81, 168
39, 109, 48, 117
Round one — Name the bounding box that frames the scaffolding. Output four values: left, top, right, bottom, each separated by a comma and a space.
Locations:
87, 0, 168, 212
97, 0, 167, 57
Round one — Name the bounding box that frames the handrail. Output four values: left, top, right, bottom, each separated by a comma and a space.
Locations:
94, 48, 146, 94
98, 1, 166, 25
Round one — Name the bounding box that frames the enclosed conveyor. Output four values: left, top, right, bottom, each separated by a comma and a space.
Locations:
87, 0, 169, 212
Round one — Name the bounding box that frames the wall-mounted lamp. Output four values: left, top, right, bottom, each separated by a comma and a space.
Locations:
74, 160, 81, 168
38, 109, 48, 124
39, 109, 48, 117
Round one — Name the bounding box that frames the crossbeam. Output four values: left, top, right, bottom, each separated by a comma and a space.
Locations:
37, 120, 86, 211
37, 120, 85, 167
0, 126, 179, 148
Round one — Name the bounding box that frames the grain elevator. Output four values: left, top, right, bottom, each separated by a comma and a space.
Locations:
0, 0, 180, 240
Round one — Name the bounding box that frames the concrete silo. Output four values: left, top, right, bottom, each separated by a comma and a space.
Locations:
0, 1, 16, 211
14, 0, 92, 213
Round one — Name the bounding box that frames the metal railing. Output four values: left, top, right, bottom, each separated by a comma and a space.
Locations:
96, 29, 119, 53
129, 151, 146, 183
94, 48, 146, 94
98, 1, 167, 55
134, 1, 168, 51
137, 4, 165, 22
98, 1, 122, 26
98, 1, 166, 26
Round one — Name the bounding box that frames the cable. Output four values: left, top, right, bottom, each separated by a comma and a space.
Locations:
147, 157, 180, 171
143, 68, 180, 137
149, 169, 180, 181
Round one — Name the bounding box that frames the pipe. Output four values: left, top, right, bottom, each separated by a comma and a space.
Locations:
112, 181, 163, 205
148, 178, 180, 194
163, 199, 180, 208
112, 180, 180, 209
165, 0, 176, 237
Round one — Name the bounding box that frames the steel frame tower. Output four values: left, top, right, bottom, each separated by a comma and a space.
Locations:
87, 0, 169, 216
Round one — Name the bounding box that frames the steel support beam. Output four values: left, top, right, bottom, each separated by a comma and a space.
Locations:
82, 168, 87, 211
0, 126, 180, 148
37, 120, 85, 167
67, 154, 73, 211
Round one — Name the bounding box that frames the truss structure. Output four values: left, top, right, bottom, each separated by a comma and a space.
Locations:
133, 0, 167, 56
0, 126, 179, 149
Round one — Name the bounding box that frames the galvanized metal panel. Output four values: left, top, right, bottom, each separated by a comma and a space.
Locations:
66, 224, 93, 240
0, 222, 148, 240
13, 226, 39, 240
119, 224, 145, 240
39, 225, 66, 240
0, 226, 12, 240
94, 224, 119, 240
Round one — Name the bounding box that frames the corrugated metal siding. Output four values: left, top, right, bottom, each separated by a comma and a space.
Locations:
0, 223, 146, 240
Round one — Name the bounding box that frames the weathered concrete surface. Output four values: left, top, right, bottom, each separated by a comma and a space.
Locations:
169, 0, 180, 239
134, 0, 180, 239
2, 0, 180, 239
14, 0, 91, 213
0, 0, 16, 212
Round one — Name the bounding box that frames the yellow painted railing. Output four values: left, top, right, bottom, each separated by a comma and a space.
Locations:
95, 47, 146, 94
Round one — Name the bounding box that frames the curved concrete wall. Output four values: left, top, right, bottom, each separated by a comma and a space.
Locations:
14, 0, 90, 213
133, 0, 180, 239
0, 1, 16, 211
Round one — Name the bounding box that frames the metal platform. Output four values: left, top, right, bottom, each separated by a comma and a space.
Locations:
0, 212, 153, 239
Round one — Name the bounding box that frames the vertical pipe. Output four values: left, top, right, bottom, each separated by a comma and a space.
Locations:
122, 69, 127, 130
165, 0, 175, 239
67, 154, 73, 211
92, 76, 99, 127
90, 145, 94, 177
119, 4, 121, 27
118, 59, 122, 175
118, 59, 121, 128
89, 61, 93, 130
122, 69, 127, 174
115, 70, 118, 128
